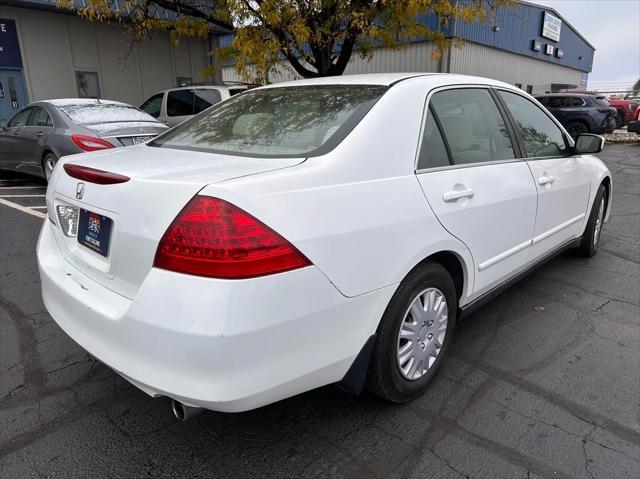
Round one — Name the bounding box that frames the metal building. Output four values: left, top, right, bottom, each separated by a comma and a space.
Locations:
221, 1, 595, 95
1, 0, 595, 125
0, 0, 212, 124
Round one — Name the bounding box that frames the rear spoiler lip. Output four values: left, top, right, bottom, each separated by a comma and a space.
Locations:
63, 164, 130, 185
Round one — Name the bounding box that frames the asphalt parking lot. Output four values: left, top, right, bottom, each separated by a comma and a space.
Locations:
1, 144, 639, 479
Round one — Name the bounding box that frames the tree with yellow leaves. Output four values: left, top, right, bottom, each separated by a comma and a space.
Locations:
59, 1, 513, 83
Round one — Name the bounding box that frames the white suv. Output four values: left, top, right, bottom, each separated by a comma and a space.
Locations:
140, 84, 249, 127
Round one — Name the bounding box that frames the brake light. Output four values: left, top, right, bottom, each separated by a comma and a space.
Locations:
154, 196, 311, 279
63, 164, 130, 184
71, 135, 114, 151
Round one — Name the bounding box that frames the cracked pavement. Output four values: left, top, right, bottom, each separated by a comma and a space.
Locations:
1, 144, 639, 478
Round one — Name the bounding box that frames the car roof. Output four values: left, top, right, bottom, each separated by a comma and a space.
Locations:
41, 98, 133, 107
258, 73, 516, 89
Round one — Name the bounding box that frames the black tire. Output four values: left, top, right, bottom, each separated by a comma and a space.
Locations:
367, 261, 457, 403
42, 152, 57, 183
566, 121, 589, 139
576, 184, 607, 257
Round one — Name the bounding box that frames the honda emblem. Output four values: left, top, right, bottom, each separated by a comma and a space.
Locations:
76, 182, 85, 200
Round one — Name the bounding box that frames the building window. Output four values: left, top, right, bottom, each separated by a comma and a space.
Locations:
76, 71, 101, 99
176, 77, 193, 86
526, 85, 534, 94
515, 83, 522, 89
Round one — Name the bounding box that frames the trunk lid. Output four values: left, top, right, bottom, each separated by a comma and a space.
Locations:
83, 121, 168, 146
47, 145, 304, 298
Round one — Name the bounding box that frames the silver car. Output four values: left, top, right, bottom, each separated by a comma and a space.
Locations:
0, 99, 168, 181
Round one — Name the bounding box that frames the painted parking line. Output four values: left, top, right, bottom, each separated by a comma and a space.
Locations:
0, 197, 46, 219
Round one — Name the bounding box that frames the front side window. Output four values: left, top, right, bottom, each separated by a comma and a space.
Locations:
151, 85, 387, 157
430, 88, 515, 165
499, 90, 568, 158
28, 107, 53, 127
8, 108, 31, 127
140, 93, 164, 118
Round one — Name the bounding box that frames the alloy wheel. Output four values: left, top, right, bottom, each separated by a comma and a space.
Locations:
396, 288, 448, 381
594, 197, 605, 248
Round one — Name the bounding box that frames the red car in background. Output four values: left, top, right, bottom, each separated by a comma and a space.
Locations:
607, 96, 639, 128
627, 105, 640, 134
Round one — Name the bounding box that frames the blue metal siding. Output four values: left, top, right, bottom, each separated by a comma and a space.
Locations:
452, 1, 593, 73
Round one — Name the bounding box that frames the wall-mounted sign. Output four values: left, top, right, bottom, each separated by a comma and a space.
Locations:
532, 40, 542, 52
0, 19, 23, 68
556, 48, 564, 59
580, 73, 588, 87
545, 44, 554, 55
542, 12, 562, 42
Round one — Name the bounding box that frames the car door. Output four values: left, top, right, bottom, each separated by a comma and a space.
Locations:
496, 89, 591, 261
0, 107, 33, 171
416, 87, 538, 297
22, 106, 54, 175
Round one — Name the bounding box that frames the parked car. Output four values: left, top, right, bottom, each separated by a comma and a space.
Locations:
38, 74, 611, 419
606, 96, 639, 128
140, 83, 254, 127
0, 99, 167, 182
535, 93, 617, 138
627, 105, 640, 134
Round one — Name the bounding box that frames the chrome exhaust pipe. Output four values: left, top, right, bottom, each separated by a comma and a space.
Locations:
171, 399, 204, 421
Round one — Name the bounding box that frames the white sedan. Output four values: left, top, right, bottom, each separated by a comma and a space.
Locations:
37, 73, 611, 419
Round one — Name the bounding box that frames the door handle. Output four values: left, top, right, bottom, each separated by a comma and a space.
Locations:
443, 189, 475, 202
36, 131, 44, 137
538, 175, 555, 186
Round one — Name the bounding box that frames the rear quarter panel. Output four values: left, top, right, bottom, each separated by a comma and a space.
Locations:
198, 77, 475, 302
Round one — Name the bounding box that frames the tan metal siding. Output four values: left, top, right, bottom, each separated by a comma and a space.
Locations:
449, 41, 583, 94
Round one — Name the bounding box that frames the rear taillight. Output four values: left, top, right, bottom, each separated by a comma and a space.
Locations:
71, 135, 114, 151
154, 196, 312, 279
63, 164, 130, 184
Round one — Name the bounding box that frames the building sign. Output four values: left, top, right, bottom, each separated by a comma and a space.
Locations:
580, 73, 589, 88
0, 19, 23, 68
545, 44, 554, 55
532, 40, 542, 52
541, 12, 562, 42
556, 48, 564, 59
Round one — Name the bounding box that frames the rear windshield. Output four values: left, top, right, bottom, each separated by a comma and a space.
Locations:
57, 103, 157, 125
150, 85, 388, 157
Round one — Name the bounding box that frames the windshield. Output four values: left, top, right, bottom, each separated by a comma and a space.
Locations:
58, 103, 157, 125
150, 85, 388, 157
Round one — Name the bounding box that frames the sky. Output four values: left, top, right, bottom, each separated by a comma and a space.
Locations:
532, 0, 640, 88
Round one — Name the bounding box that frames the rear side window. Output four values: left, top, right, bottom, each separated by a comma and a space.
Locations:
29, 107, 53, 127
151, 85, 387, 157
499, 90, 567, 158
566, 97, 585, 107
417, 110, 450, 170
167, 89, 222, 117
140, 93, 164, 118
430, 88, 515, 165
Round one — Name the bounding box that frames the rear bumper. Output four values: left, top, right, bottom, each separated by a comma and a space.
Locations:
37, 220, 394, 412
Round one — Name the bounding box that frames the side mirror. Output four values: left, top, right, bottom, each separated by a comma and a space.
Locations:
575, 133, 605, 154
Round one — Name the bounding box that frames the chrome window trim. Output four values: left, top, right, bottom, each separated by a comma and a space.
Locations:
416, 157, 522, 175
414, 83, 523, 174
